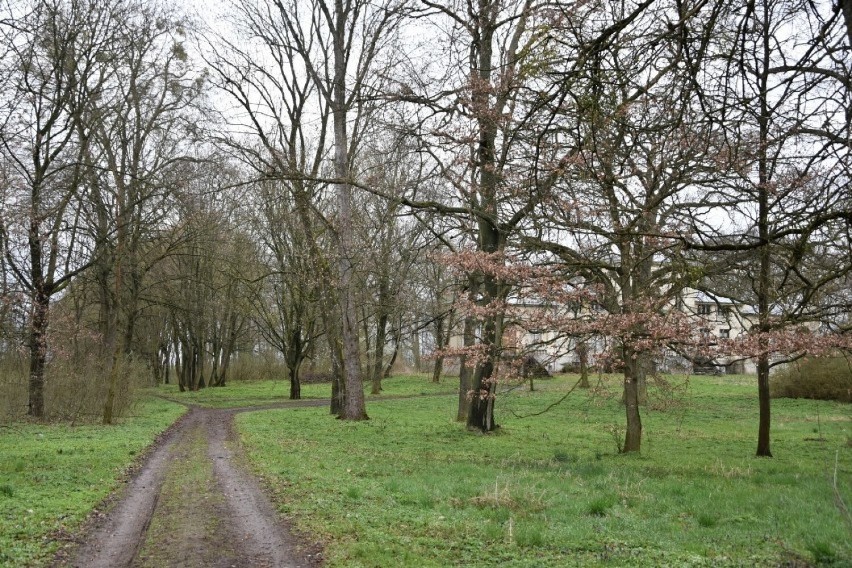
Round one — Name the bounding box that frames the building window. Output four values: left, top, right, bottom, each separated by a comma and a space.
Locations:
719, 328, 730, 339
697, 304, 713, 315
719, 306, 731, 316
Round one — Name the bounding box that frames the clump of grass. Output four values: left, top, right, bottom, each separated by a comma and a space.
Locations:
0, 484, 13, 497
806, 540, 837, 565
515, 522, 545, 547
553, 449, 572, 464
695, 512, 719, 528
586, 495, 616, 517
346, 486, 362, 500
469, 482, 517, 509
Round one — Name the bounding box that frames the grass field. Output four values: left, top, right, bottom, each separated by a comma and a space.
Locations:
0, 398, 185, 567
151, 373, 456, 408
235, 374, 852, 567
1, 373, 849, 567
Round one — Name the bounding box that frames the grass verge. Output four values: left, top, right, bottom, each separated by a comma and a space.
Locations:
237, 374, 852, 567
0, 397, 185, 567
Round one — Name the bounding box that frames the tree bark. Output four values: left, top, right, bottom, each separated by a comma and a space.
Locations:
456, 298, 476, 422
412, 329, 421, 372
578, 341, 590, 388
755, 1, 772, 458
331, 0, 367, 421
289, 365, 301, 400
431, 315, 444, 383
27, 292, 50, 418
371, 311, 388, 394
622, 353, 642, 453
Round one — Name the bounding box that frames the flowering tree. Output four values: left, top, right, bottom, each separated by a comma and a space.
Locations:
513, 0, 722, 452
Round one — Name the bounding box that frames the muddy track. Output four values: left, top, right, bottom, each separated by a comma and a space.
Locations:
58, 403, 326, 568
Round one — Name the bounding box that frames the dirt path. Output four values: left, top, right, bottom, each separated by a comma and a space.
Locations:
60, 404, 323, 568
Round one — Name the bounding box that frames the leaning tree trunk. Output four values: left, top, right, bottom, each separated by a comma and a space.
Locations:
383, 332, 399, 378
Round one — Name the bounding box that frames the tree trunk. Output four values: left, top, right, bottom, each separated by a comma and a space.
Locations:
431, 356, 444, 384
102, 349, 122, 425
467, 305, 501, 432
371, 312, 388, 394
332, 0, 367, 420
841, 0, 852, 48
756, 353, 772, 457
412, 329, 421, 372
578, 341, 590, 388
289, 364, 301, 400
432, 315, 444, 383
27, 292, 50, 418
622, 353, 649, 406
622, 354, 642, 453
755, 7, 772, 458
383, 332, 399, 378
330, 351, 345, 415
456, 312, 475, 422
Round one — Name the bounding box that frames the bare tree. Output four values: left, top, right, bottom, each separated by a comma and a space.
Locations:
687, 0, 852, 457
0, 0, 116, 417
208, 0, 408, 419
250, 179, 319, 400
83, 1, 207, 423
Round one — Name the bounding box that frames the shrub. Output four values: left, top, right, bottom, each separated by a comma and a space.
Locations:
227, 352, 289, 382
770, 357, 852, 403
0, 350, 148, 423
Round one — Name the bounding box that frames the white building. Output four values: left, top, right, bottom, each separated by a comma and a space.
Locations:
448, 287, 761, 375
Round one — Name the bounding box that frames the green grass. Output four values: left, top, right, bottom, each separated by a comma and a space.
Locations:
0, 397, 185, 567
236, 374, 852, 567
150, 373, 455, 408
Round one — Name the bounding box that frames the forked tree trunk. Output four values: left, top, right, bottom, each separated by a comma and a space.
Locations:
467, 308, 501, 432
289, 365, 301, 400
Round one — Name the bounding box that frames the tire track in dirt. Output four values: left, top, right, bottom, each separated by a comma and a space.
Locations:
61, 405, 322, 568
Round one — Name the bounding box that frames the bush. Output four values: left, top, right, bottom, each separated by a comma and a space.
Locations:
227, 352, 289, 382
0, 351, 148, 423
770, 357, 852, 403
